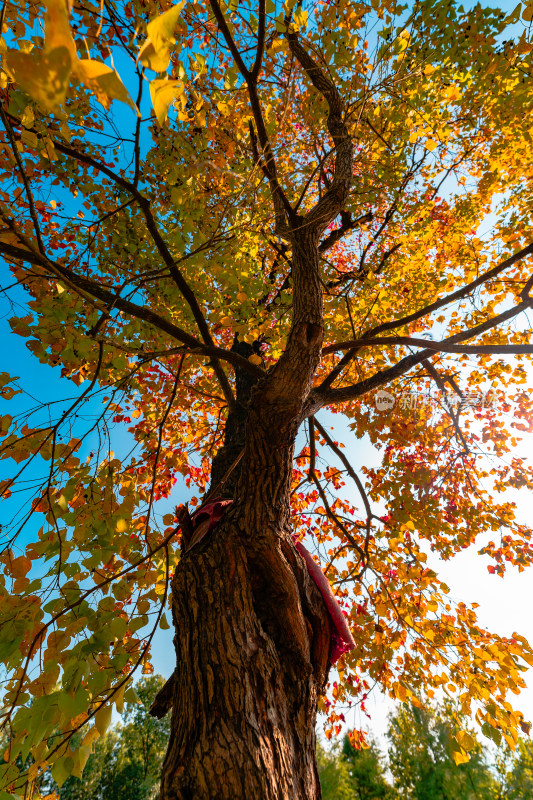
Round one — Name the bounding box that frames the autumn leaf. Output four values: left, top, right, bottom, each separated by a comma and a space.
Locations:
139, 1, 186, 72
4, 47, 73, 112
149, 79, 185, 126
75, 60, 137, 112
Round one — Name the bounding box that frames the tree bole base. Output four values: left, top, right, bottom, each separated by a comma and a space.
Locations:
159, 521, 331, 800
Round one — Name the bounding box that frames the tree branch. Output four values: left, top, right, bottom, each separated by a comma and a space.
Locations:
208, 0, 293, 230
286, 31, 353, 232
317, 243, 533, 390
355, 242, 533, 342
0, 241, 265, 381
6, 115, 236, 407
250, 0, 266, 81
311, 298, 532, 410
318, 211, 373, 254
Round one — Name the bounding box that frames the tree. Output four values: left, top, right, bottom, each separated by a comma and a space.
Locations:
317, 735, 394, 800
505, 737, 533, 799
341, 734, 394, 800
317, 740, 354, 800
55, 675, 169, 800
1, 0, 533, 797
387, 702, 496, 800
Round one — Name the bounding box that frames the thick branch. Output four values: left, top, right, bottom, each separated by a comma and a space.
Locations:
354, 242, 533, 342
318, 211, 372, 254
0, 241, 264, 381
208, 0, 293, 229
0, 107, 45, 254
250, 0, 266, 81
323, 334, 533, 356
318, 243, 533, 390
286, 31, 353, 232
311, 299, 532, 411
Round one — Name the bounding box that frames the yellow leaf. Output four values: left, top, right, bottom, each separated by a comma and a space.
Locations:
115, 518, 128, 533
75, 60, 137, 112
425, 139, 438, 151
94, 704, 112, 736
139, 1, 185, 72
5, 46, 73, 112
21, 106, 34, 128
44, 0, 77, 60
456, 730, 476, 751
113, 683, 126, 712
147, 1, 185, 55
82, 726, 100, 747
149, 79, 184, 125
452, 747, 470, 765
395, 683, 407, 701
138, 39, 172, 72
248, 354, 262, 366
523, 2, 533, 20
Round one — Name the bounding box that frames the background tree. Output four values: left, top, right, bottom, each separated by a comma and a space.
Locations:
341, 733, 394, 800
2, 0, 533, 797
387, 702, 496, 800
317, 740, 354, 800
318, 735, 394, 800
49, 676, 169, 800
505, 737, 533, 799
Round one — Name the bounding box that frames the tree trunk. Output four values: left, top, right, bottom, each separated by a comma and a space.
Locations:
159, 514, 331, 800
158, 234, 333, 798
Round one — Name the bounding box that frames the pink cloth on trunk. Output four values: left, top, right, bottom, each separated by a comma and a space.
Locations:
186, 498, 355, 664
292, 536, 356, 664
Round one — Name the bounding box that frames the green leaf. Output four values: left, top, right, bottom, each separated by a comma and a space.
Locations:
94, 703, 112, 736
124, 686, 140, 705
109, 616, 128, 640
71, 744, 92, 779
51, 754, 75, 787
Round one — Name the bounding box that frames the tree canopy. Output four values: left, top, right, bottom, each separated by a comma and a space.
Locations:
2, 0, 533, 795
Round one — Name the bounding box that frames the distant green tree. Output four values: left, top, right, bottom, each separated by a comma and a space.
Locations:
506, 736, 533, 799
54, 674, 170, 800
120, 675, 171, 787
317, 740, 353, 800
317, 734, 394, 800
341, 734, 395, 800
387, 703, 496, 800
